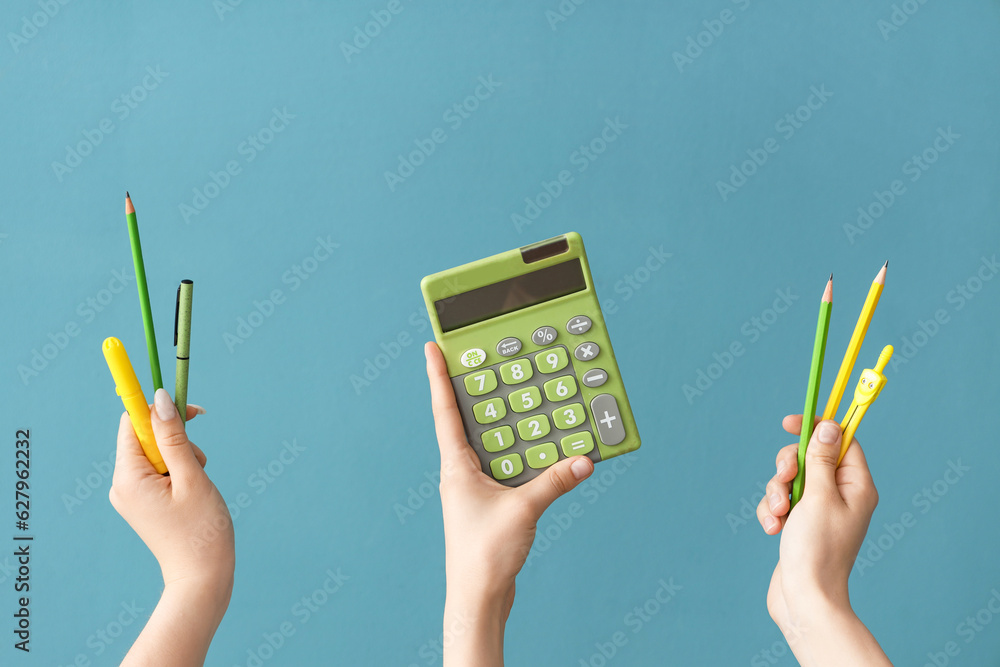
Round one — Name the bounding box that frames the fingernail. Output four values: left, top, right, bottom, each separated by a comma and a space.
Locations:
570, 458, 592, 480
188, 404, 207, 415
764, 516, 778, 532
768, 493, 782, 512
154, 388, 177, 421
817, 421, 841, 445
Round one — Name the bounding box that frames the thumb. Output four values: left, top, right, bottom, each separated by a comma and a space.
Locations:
150, 388, 201, 483
520, 456, 594, 517
803, 420, 843, 499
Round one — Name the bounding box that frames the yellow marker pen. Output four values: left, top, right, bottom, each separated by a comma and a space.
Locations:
102, 337, 167, 474
837, 344, 893, 466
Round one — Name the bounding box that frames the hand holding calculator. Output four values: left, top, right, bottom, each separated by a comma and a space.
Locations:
421, 232, 641, 487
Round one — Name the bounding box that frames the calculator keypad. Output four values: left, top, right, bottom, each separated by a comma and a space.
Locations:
454, 340, 616, 484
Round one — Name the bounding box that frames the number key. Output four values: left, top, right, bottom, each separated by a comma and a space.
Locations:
490, 453, 524, 480
473, 397, 506, 424
534, 347, 568, 374
552, 402, 586, 430
500, 359, 533, 385
516, 414, 551, 441
482, 426, 515, 452
464, 369, 497, 396
508, 386, 542, 413
543, 375, 578, 402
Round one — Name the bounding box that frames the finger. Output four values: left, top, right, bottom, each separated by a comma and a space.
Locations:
113, 412, 158, 483
149, 388, 203, 485
802, 420, 843, 500
782, 414, 823, 436
424, 342, 472, 463
756, 492, 785, 535
775, 444, 798, 483
836, 436, 878, 509
519, 456, 593, 517
186, 404, 206, 421
765, 474, 791, 518
190, 442, 208, 468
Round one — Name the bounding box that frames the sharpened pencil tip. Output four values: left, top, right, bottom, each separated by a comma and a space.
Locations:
883, 260, 888, 268
822, 275, 833, 302
875, 261, 888, 285
125, 192, 135, 215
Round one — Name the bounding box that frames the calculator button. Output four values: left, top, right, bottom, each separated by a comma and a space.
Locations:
499, 359, 533, 385
490, 453, 524, 481
464, 369, 498, 396
531, 326, 558, 346
516, 414, 551, 441
590, 394, 625, 445
560, 431, 594, 457
525, 442, 558, 469
543, 375, 578, 402
472, 398, 506, 425
508, 386, 542, 413
482, 426, 515, 453
552, 402, 586, 430
581, 368, 608, 388
460, 348, 487, 368
534, 347, 568, 374
496, 337, 522, 357
566, 316, 592, 335
574, 342, 600, 361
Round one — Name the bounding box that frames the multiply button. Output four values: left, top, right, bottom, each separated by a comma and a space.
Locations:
574, 342, 600, 361
590, 394, 625, 445
566, 315, 592, 334
532, 326, 557, 346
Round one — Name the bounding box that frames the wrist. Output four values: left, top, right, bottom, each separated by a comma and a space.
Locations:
443, 593, 508, 667
162, 571, 234, 624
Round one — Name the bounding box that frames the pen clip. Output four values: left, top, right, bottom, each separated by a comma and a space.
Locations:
174, 284, 181, 347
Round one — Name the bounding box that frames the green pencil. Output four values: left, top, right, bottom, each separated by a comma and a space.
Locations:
790, 274, 833, 508
125, 192, 163, 391
174, 280, 193, 424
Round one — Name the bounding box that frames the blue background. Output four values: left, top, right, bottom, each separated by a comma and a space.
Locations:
1, 1, 999, 664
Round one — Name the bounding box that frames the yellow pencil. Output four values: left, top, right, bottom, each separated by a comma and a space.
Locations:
821, 262, 887, 420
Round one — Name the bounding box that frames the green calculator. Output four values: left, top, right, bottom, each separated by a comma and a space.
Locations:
420, 232, 641, 487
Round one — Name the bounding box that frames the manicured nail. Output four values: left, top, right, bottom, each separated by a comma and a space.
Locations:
154, 388, 177, 421
768, 493, 782, 512
570, 458, 592, 480
188, 404, 207, 415
764, 516, 778, 533
817, 421, 840, 445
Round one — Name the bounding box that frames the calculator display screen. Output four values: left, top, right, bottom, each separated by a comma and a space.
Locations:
436, 259, 586, 332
